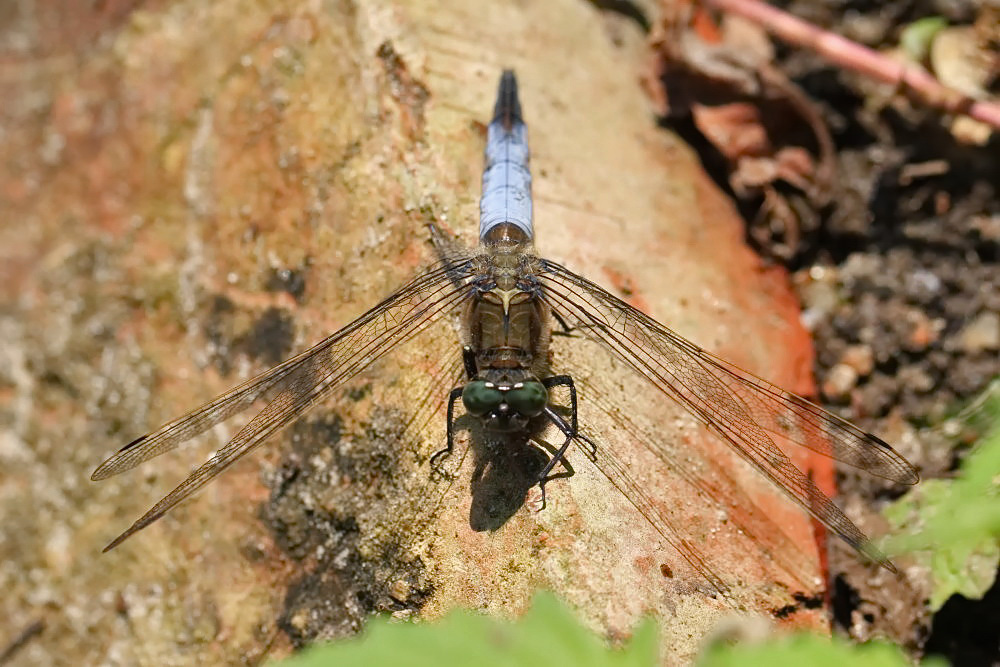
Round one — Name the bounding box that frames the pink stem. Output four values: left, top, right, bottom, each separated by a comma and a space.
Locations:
702, 0, 1000, 130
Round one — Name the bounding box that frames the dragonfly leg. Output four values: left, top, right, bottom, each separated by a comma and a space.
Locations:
542, 375, 597, 459
534, 407, 580, 509
431, 347, 475, 476
431, 386, 465, 475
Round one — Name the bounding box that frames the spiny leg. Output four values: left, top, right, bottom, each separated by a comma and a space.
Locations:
431, 386, 465, 475
431, 346, 477, 473
534, 408, 577, 509
542, 375, 596, 459
532, 374, 598, 508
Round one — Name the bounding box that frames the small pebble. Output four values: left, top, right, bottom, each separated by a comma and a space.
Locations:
898, 365, 935, 393
904, 308, 940, 351
823, 363, 859, 400
955, 311, 1000, 353
839, 344, 875, 377
289, 609, 309, 631
389, 579, 410, 602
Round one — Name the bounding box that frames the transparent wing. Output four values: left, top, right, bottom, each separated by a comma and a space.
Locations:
586, 431, 735, 599
557, 346, 820, 599
93, 260, 471, 550
539, 259, 918, 569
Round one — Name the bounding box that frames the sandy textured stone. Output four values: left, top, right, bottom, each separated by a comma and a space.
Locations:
0, 0, 831, 664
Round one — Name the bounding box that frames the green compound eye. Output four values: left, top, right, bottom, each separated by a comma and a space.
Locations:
462, 381, 504, 416
505, 381, 548, 417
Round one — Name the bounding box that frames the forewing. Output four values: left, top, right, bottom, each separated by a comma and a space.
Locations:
97, 261, 469, 550
539, 260, 916, 569
694, 350, 919, 483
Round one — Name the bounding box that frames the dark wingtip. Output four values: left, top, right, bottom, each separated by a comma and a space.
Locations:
120, 433, 149, 453
91, 434, 149, 481
492, 69, 522, 130
866, 431, 921, 485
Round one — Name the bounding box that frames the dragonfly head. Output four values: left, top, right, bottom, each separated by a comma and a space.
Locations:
462, 379, 548, 428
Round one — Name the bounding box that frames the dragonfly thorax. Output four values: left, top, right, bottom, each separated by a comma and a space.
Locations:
463, 243, 551, 375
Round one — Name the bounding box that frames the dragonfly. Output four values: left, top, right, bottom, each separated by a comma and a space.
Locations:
92, 70, 919, 579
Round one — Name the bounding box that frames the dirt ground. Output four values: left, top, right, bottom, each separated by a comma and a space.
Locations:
649, 0, 998, 662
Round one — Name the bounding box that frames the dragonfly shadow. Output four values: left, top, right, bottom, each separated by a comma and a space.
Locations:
452, 415, 571, 532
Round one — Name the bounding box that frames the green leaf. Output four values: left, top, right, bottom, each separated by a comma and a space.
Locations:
899, 16, 948, 62
882, 380, 1000, 610
697, 633, 945, 667
272, 591, 658, 667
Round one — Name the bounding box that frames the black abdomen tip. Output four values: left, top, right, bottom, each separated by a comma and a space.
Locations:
493, 69, 523, 130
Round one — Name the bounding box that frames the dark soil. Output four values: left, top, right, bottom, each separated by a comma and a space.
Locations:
765, 5, 996, 666
656, 0, 998, 662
